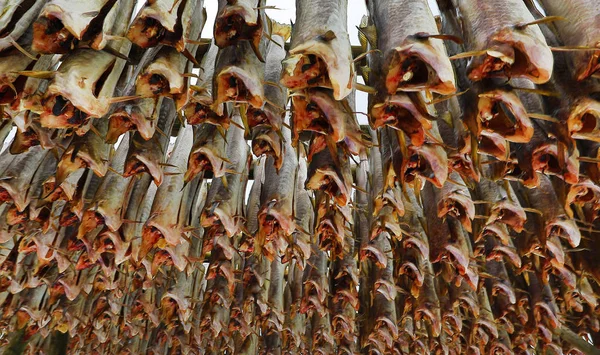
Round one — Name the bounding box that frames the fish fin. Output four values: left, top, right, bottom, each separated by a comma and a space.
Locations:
356, 24, 377, 50
319, 30, 336, 42
414, 32, 463, 44
353, 49, 381, 63
102, 47, 132, 63
360, 65, 371, 83
109, 95, 146, 104
428, 89, 469, 105
355, 83, 377, 94
550, 46, 600, 52
450, 50, 488, 60
515, 16, 564, 30
182, 49, 200, 66
528, 113, 559, 124
8, 37, 37, 60
13, 71, 56, 79
271, 20, 291, 41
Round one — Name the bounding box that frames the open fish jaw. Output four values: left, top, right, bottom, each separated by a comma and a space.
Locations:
371, 93, 432, 146
282, 40, 354, 101
477, 89, 533, 143
43, 49, 125, 120
467, 29, 553, 83
214, 0, 263, 53
215, 65, 264, 109
385, 41, 456, 95
32, 0, 115, 53
567, 97, 600, 142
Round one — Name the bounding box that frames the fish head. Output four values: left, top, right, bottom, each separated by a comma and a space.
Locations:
32, 14, 78, 54
385, 40, 456, 95
567, 97, 600, 142
477, 89, 533, 143
216, 67, 264, 109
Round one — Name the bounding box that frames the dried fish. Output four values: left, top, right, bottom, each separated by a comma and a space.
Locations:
214, 0, 267, 61
281, 0, 354, 100
367, 0, 456, 94
140, 123, 194, 258
32, 0, 129, 53
40, 0, 133, 127
127, 0, 205, 53
123, 98, 176, 186
537, 0, 600, 80
0, 0, 46, 52
184, 41, 226, 126
454, 0, 553, 83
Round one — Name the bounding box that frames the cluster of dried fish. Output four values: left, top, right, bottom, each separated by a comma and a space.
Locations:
0, 0, 600, 354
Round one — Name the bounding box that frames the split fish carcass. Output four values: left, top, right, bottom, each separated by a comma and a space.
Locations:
1, 0, 600, 353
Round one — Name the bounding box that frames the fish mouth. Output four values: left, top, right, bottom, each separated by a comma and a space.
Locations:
478, 131, 508, 160
385, 42, 456, 95
567, 180, 600, 212
468, 30, 553, 83
56, 149, 106, 185
487, 200, 526, 233
94, 231, 128, 266
216, 68, 263, 108
293, 89, 363, 154
577, 46, 600, 81
547, 217, 581, 248
292, 94, 334, 141
78, 210, 106, 238
140, 225, 166, 261
6, 205, 27, 226
246, 106, 282, 130
42, 177, 66, 202
106, 113, 136, 144
282, 54, 330, 91
531, 144, 579, 184
0, 76, 24, 104
41, 94, 90, 129
32, 16, 77, 54
477, 90, 533, 143
201, 205, 238, 238
402, 145, 448, 188
108, 107, 156, 142
124, 155, 163, 186
316, 213, 344, 256
371, 94, 432, 146
10, 128, 41, 154
186, 148, 226, 181
437, 191, 475, 232
477, 223, 511, 246
214, 6, 262, 57
0, 187, 11, 204
258, 208, 295, 244
136, 73, 172, 97
59, 206, 80, 227
251, 126, 283, 168
127, 17, 168, 49
568, 98, 600, 142
306, 168, 350, 207
281, 39, 354, 101
0, 183, 27, 212
150, 250, 176, 277
449, 153, 480, 182
184, 100, 226, 127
